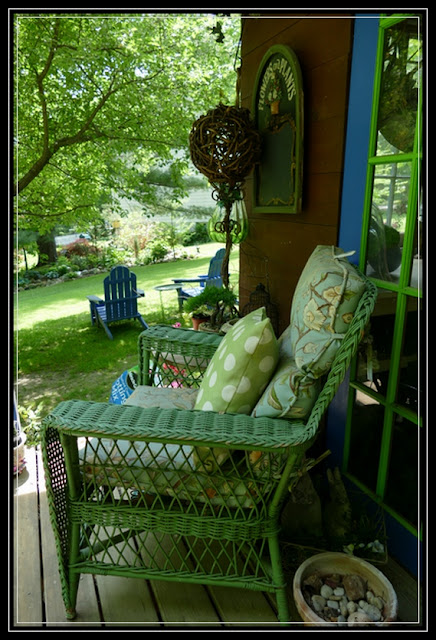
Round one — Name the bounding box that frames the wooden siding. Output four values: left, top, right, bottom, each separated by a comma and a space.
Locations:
239, 15, 354, 334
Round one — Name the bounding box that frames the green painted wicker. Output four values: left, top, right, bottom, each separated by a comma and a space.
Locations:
41, 276, 377, 624
138, 324, 223, 388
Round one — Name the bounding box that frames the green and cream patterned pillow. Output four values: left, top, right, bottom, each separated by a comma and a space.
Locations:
252, 356, 321, 420
290, 245, 366, 378
194, 307, 279, 415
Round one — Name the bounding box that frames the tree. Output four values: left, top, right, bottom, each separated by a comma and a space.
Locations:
13, 12, 240, 249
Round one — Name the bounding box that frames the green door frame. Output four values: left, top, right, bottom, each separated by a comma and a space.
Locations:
329, 13, 423, 577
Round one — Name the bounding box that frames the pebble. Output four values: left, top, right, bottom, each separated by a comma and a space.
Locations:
304, 572, 387, 625
347, 600, 358, 614
311, 595, 326, 612
304, 573, 323, 592
320, 584, 333, 599
340, 598, 348, 617
358, 600, 382, 622
366, 590, 384, 610
373, 597, 384, 610
348, 611, 373, 626
343, 573, 366, 601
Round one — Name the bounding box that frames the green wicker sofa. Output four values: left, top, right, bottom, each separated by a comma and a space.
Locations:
41, 246, 377, 623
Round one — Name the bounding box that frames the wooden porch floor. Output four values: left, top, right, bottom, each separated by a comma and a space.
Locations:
12, 447, 422, 629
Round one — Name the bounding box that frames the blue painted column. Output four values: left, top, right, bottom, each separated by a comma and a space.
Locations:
327, 15, 379, 466
338, 14, 380, 262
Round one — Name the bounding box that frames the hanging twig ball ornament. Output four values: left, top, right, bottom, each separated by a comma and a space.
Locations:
189, 104, 261, 289
189, 104, 261, 196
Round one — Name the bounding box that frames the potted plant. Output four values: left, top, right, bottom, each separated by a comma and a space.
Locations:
184, 286, 239, 332
189, 304, 211, 330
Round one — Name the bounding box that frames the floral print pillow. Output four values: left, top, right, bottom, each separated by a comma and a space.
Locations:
289, 245, 366, 378
252, 355, 321, 419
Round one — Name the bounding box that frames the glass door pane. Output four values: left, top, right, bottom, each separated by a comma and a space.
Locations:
356, 297, 396, 398
384, 414, 419, 527
376, 18, 422, 157
366, 162, 411, 283
347, 390, 383, 493
396, 296, 422, 413
408, 195, 423, 291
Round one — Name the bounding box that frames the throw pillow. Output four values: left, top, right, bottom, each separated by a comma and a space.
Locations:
194, 307, 279, 415
252, 355, 321, 420
290, 245, 366, 378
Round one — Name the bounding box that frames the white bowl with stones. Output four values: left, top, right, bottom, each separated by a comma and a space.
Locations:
293, 552, 398, 626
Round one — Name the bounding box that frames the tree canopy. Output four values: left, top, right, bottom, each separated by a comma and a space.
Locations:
13, 12, 241, 235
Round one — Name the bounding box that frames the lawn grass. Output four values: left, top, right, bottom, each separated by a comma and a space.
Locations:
14, 243, 239, 420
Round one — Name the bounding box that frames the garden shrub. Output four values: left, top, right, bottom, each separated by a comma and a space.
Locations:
64, 238, 98, 257
181, 222, 210, 246
148, 241, 169, 263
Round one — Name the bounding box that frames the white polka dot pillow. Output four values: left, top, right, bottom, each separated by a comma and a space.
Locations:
194, 307, 279, 415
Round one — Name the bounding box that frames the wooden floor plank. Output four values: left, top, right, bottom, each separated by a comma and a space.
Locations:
13, 448, 43, 627
208, 584, 279, 627
150, 578, 222, 626
13, 446, 420, 629
96, 575, 161, 627
188, 538, 280, 627
38, 450, 102, 627
140, 533, 222, 626
379, 558, 421, 623
96, 557, 161, 626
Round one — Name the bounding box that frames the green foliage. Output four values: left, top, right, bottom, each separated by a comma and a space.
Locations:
147, 241, 169, 263
14, 13, 240, 234
17, 402, 45, 447
181, 222, 210, 246
184, 285, 238, 327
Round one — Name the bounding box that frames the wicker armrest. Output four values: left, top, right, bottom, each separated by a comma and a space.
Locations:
138, 325, 223, 387
43, 400, 313, 451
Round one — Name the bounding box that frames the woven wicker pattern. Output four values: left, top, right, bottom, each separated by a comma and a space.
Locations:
138, 324, 223, 387
41, 271, 377, 623
45, 400, 305, 449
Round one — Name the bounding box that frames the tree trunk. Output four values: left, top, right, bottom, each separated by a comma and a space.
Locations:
36, 232, 58, 265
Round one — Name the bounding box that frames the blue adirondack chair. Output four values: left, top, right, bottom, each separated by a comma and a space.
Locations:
87, 266, 148, 340
172, 248, 225, 310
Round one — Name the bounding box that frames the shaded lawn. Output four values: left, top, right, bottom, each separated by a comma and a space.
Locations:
14, 245, 239, 415
16, 315, 145, 408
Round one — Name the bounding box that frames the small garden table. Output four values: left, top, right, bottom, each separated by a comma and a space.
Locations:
154, 283, 182, 321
